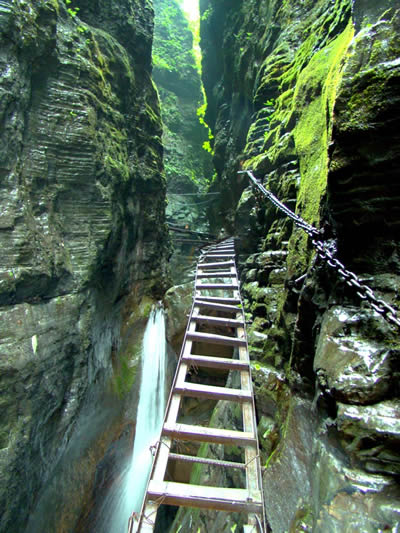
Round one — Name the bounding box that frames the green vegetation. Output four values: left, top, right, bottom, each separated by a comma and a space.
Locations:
178, 0, 202, 73
293, 20, 354, 230
197, 102, 214, 154
153, 1, 199, 78
153, 0, 213, 194
201, 7, 212, 22
242, 1, 354, 275
65, 0, 79, 17
111, 353, 138, 399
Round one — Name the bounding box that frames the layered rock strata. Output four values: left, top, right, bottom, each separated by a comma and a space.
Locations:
0, 1, 168, 531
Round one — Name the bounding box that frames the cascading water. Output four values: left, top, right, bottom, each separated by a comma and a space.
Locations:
94, 304, 167, 533
128, 304, 166, 511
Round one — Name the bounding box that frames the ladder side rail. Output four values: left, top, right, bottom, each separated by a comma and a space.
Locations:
233, 265, 267, 533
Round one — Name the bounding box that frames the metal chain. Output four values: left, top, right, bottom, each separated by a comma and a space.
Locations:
239, 170, 322, 238
240, 170, 400, 329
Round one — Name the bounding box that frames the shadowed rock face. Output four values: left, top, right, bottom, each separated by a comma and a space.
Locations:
329, 5, 400, 273
0, 1, 168, 531
193, 0, 400, 531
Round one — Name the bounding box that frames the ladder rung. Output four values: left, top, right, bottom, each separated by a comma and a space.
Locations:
186, 331, 246, 347
147, 481, 262, 513
174, 382, 252, 402
169, 453, 247, 470
197, 260, 235, 268
194, 300, 241, 312
210, 248, 234, 252
208, 244, 234, 248
196, 272, 236, 278
182, 354, 249, 371
191, 315, 244, 328
194, 296, 241, 304
203, 250, 235, 259
200, 255, 235, 261
196, 283, 239, 290
163, 422, 257, 446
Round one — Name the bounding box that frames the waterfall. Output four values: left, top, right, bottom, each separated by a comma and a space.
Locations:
94, 305, 166, 533
127, 304, 166, 511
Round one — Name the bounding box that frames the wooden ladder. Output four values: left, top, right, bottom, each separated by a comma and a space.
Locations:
130, 238, 266, 533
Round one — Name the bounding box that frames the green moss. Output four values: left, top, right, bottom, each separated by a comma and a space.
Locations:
189, 442, 209, 484
138, 296, 154, 318
48, 0, 60, 14
112, 352, 138, 399
278, 20, 353, 276
264, 447, 277, 469
293, 20, 354, 228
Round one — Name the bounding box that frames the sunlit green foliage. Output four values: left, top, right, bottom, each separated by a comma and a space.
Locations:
153, 1, 198, 79
153, 0, 213, 192
65, 0, 79, 17
196, 102, 214, 154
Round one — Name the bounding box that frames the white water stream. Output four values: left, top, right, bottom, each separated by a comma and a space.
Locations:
128, 304, 166, 511
95, 305, 167, 533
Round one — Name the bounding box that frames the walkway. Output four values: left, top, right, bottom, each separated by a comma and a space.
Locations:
130, 238, 266, 533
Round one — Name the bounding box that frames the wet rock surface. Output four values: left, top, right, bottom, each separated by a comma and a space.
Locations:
315, 306, 399, 405
0, 1, 168, 531
164, 282, 193, 351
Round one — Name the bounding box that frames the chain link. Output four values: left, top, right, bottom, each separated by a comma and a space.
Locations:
240, 170, 322, 238
240, 170, 400, 329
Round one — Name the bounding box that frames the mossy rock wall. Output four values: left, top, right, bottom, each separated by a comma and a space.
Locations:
198, 0, 400, 531
153, 0, 212, 195
153, 0, 213, 236
0, 1, 169, 531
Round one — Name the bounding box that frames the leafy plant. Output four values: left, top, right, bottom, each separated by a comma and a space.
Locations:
66, 0, 80, 18
197, 103, 214, 154
202, 140, 213, 154
201, 7, 212, 22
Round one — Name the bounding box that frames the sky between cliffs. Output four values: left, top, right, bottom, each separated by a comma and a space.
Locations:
181, 0, 200, 23
178, 0, 201, 73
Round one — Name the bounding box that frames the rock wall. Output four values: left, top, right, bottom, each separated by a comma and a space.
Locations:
198, 0, 400, 531
153, 0, 211, 197
0, 1, 168, 531
153, 0, 213, 283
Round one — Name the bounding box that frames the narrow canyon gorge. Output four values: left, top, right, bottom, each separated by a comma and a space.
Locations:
0, 1, 399, 532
